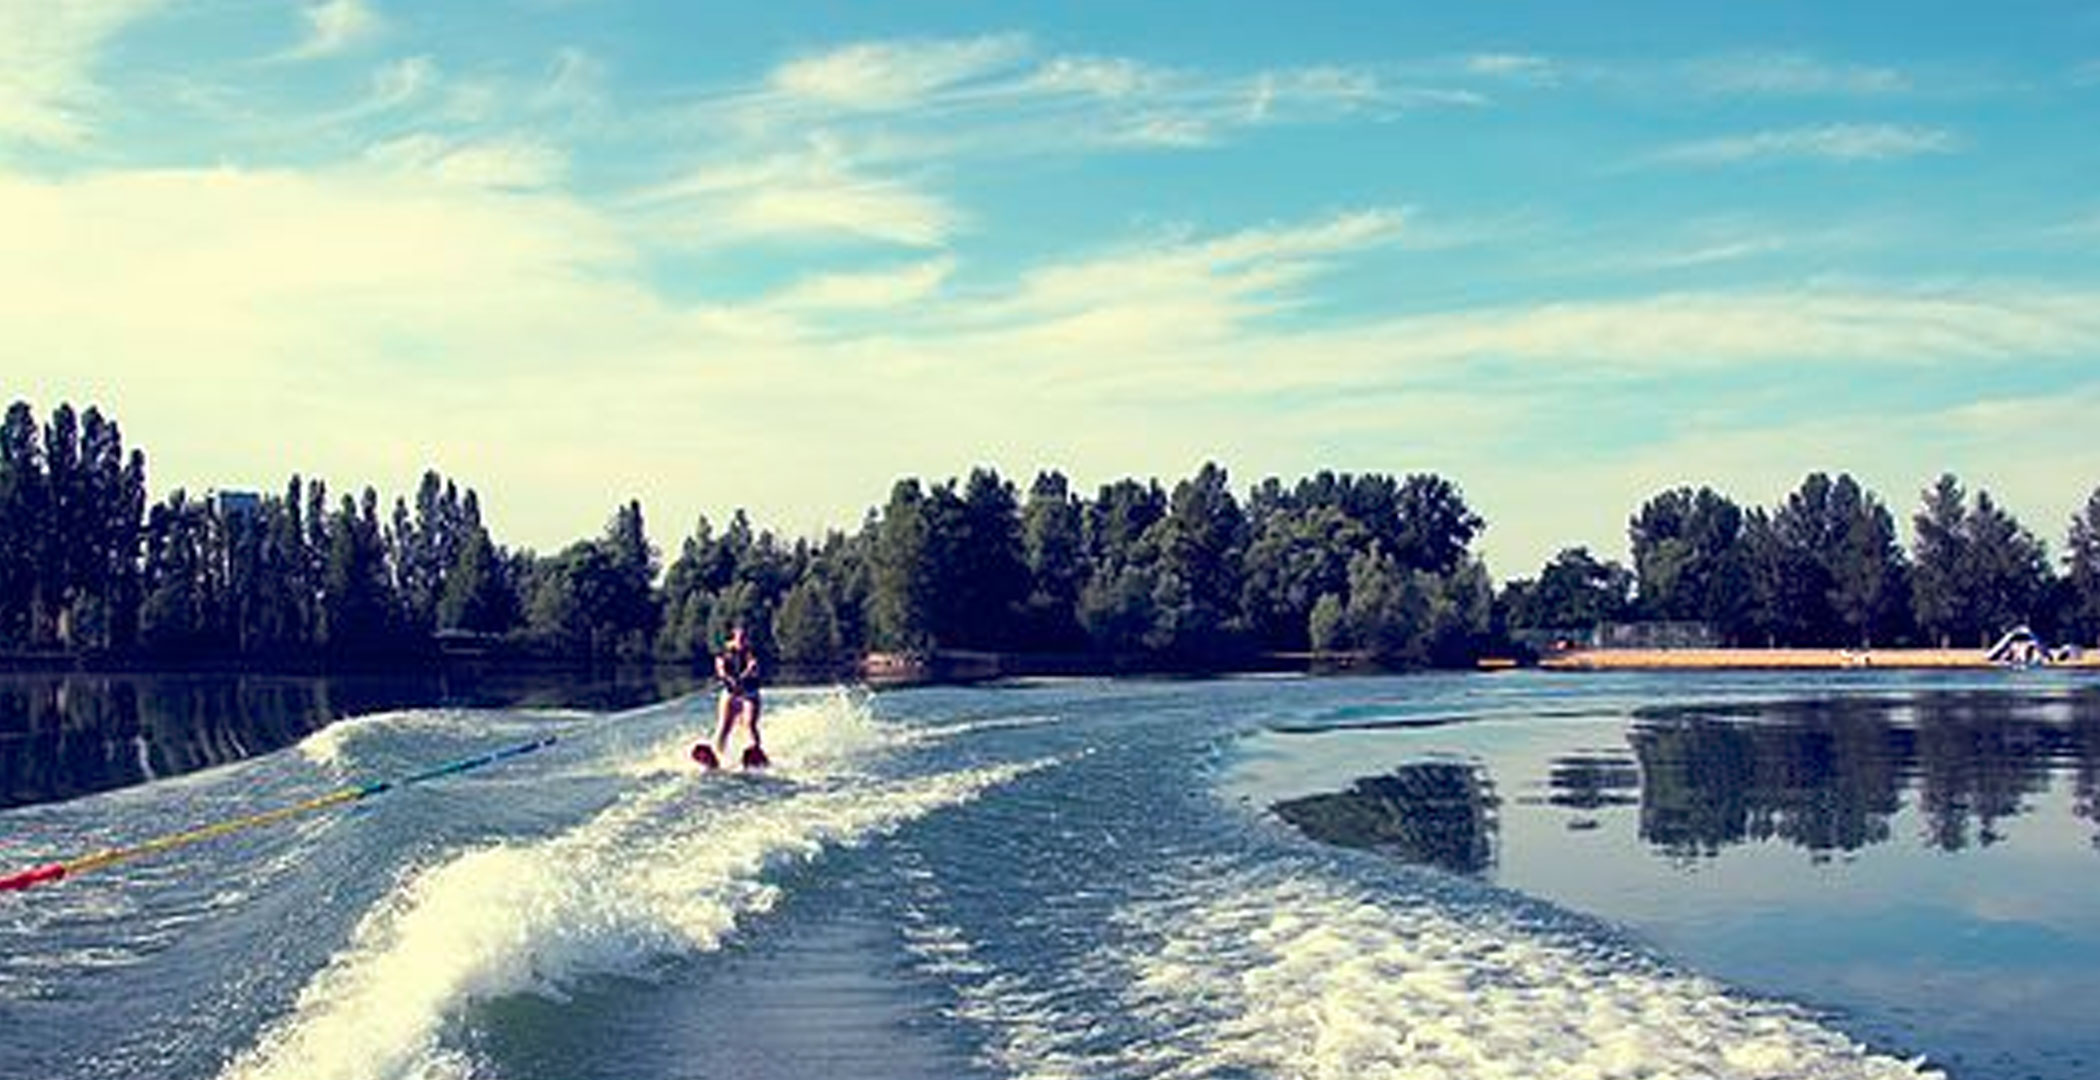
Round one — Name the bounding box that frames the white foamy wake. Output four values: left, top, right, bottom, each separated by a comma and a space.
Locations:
218, 753, 1046, 1080
1093, 860, 1941, 1080
612, 687, 906, 781
297, 708, 572, 771
914, 713, 1066, 740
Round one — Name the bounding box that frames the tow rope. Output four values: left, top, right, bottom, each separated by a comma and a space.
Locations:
0, 731, 567, 894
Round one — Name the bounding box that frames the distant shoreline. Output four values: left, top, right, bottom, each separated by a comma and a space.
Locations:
1538, 647, 2100, 671
10, 646, 2096, 684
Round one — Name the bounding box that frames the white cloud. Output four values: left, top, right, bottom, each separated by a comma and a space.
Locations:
1377, 286, 2098, 370
536, 47, 606, 111
975, 210, 1405, 337
1632, 237, 1792, 270
2072, 59, 2100, 86
1099, 62, 1411, 147
767, 258, 954, 311
11, 158, 2100, 581
1024, 55, 1162, 99
1465, 53, 1559, 85
1117, 112, 1219, 148
770, 34, 1030, 111
368, 54, 436, 110
272, 55, 438, 133
629, 140, 957, 248
921, 274, 2100, 414
1242, 65, 1416, 123
0, 0, 164, 146
1587, 216, 1889, 273
1648, 123, 1959, 166
0, 163, 783, 554
683, 36, 1441, 168
364, 133, 570, 191
285, 0, 383, 61
1687, 52, 1910, 96
733, 178, 953, 247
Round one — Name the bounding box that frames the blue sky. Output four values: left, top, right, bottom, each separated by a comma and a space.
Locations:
6, 0, 2098, 574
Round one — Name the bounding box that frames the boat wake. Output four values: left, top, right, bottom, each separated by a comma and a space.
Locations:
219, 694, 1047, 1080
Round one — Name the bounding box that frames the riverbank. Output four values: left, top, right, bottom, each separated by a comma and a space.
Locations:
1539, 647, 2100, 671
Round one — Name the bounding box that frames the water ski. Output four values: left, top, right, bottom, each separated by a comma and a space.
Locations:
691, 742, 767, 771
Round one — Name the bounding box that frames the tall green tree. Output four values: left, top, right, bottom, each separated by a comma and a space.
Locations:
1744, 473, 1898, 646
704, 578, 771, 654
0, 403, 45, 647
658, 514, 732, 662
814, 526, 872, 658
389, 472, 447, 633
1075, 478, 1168, 655
321, 489, 397, 656
106, 439, 148, 651
1241, 505, 1373, 651
1827, 480, 1907, 646
1910, 476, 2051, 647
69, 408, 143, 651
1421, 558, 1496, 666
869, 480, 937, 652
1076, 559, 1163, 654
38, 404, 81, 646
1628, 486, 1750, 637
437, 525, 514, 633
1341, 551, 1432, 664
1085, 478, 1166, 568
601, 499, 660, 656
139, 491, 210, 655
526, 542, 613, 655
1964, 491, 2049, 642
1147, 462, 1247, 660
1389, 473, 1484, 576
1504, 547, 1634, 632
1019, 471, 1087, 651
252, 477, 317, 655
939, 468, 1028, 649
774, 575, 844, 666
1911, 473, 1971, 647
2067, 486, 2100, 645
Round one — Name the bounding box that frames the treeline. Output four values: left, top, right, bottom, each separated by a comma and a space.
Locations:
1504, 471, 2100, 648
0, 401, 1494, 668
6, 400, 2100, 670
0, 401, 520, 661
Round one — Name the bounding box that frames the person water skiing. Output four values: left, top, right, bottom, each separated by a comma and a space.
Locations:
696, 624, 767, 769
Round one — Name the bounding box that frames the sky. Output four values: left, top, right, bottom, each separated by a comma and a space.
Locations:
4, 0, 2098, 576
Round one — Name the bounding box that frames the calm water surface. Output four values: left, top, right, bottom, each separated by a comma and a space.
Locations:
1231, 671, 2100, 1080
1, 669, 2091, 1079
0, 668, 705, 808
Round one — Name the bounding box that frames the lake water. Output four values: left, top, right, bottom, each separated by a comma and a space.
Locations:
0, 668, 705, 808
1, 670, 2093, 1079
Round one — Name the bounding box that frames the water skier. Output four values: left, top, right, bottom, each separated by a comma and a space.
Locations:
702, 624, 767, 769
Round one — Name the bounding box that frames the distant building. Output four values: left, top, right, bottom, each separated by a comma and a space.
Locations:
1591, 621, 1721, 650
208, 493, 264, 586
210, 490, 262, 522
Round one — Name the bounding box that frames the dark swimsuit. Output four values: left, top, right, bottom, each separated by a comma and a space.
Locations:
719, 645, 762, 703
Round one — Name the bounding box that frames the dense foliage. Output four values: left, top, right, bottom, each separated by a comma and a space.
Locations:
5, 400, 2098, 669
1505, 471, 2082, 649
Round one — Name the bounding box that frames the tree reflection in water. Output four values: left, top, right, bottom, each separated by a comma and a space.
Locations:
1271, 761, 1499, 875
1625, 692, 2100, 860
2080, 712, 2100, 850
0, 668, 701, 809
